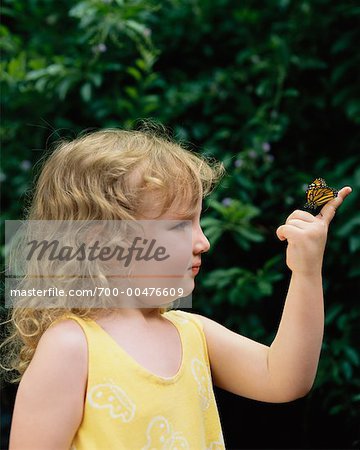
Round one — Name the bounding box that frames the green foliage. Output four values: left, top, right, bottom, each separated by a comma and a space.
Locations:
1, 0, 359, 444
201, 199, 264, 249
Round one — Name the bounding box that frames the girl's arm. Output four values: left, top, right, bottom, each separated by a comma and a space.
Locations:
9, 320, 88, 450
194, 187, 351, 403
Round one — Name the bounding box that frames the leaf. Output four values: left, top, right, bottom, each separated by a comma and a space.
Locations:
342, 361, 353, 380
325, 304, 343, 325
344, 347, 360, 366
235, 226, 264, 242
80, 83, 92, 102
126, 66, 142, 81
349, 236, 360, 253
88, 73, 102, 87
57, 78, 73, 100
337, 216, 360, 236
329, 404, 344, 415
124, 86, 138, 99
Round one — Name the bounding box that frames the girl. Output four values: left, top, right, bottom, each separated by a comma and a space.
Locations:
4, 127, 351, 449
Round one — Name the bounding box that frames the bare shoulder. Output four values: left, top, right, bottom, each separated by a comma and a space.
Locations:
33, 318, 88, 373
10, 319, 88, 448
190, 312, 221, 329
189, 312, 232, 346
39, 317, 88, 351
21, 317, 88, 397
190, 312, 256, 346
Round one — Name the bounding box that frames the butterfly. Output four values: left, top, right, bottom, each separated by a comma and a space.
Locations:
304, 178, 338, 210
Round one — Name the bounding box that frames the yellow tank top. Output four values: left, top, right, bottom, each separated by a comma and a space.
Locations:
61, 310, 225, 450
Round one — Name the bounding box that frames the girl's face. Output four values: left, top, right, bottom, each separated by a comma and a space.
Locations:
116, 196, 210, 308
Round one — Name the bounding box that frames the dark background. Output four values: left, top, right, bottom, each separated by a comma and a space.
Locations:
1, 0, 359, 448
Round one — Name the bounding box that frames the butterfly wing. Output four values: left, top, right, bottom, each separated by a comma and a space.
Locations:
304, 186, 338, 209
307, 178, 327, 189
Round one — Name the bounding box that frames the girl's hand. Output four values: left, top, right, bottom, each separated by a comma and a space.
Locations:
276, 186, 352, 275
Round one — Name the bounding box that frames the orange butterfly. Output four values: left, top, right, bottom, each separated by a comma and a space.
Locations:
304, 178, 338, 210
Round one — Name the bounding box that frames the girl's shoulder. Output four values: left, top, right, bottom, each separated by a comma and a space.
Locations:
38, 317, 88, 370
11, 318, 88, 447
163, 309, 205, 330
46, 314, 88, 337
28, 317, 89, 400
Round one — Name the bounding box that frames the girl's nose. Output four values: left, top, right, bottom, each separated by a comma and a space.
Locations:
193, 226, 210, 254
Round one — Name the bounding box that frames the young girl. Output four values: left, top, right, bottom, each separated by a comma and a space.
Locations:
4, 127, 351, 450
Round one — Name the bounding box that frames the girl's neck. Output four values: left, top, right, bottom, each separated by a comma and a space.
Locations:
93, 307, 163, 324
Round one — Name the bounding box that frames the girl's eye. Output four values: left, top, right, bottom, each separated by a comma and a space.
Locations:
172, 221, 190, 231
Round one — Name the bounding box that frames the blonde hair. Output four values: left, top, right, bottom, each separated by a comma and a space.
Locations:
1, 125, 224, 382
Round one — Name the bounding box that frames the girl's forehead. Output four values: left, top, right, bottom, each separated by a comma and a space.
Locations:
138, 194, 202, 220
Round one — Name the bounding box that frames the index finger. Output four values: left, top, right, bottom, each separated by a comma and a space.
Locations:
317, 186, 352, 224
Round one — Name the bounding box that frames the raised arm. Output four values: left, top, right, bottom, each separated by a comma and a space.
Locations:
9, 320, 88, 450
269, 186, 352, 396
195, 186, 352, 403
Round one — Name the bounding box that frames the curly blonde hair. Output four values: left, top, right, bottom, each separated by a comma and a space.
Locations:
1, 124, 224, 382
